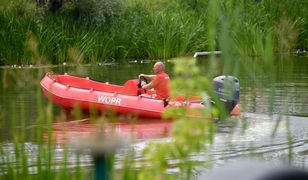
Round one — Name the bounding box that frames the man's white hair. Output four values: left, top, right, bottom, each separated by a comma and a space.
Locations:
155, 61, 164, 70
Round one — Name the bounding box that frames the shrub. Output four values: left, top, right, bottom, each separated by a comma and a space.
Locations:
66, 0, 124, 25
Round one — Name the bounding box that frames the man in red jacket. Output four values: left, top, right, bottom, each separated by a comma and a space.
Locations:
139, 61, 170, 106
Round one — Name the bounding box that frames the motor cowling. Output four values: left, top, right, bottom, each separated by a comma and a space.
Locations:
213, 75, 240, 113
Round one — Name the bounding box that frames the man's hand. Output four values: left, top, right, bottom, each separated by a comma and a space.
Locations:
139, 74, 145, 78
142, 84, 147, 89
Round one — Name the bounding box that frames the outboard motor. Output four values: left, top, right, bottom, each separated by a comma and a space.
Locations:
213, 76, 240, 113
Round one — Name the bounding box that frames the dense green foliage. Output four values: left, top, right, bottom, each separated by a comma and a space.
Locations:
0, 0, 307, 65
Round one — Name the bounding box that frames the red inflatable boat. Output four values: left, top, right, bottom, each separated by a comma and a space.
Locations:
40, 73, 240, 119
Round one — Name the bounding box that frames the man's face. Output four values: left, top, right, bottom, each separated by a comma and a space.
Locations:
153, 63, 160, 74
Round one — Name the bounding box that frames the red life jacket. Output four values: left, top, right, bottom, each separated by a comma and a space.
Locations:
151, 72, 170, 100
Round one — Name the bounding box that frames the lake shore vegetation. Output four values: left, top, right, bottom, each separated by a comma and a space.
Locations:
0, 0, 307, 65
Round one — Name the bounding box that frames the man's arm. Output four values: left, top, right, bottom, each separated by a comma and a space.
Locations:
139, 74, 156, 80
142, 76, 159, 90
142, 81, 154, 90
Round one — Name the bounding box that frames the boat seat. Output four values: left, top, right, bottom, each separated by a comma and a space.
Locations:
123, 80, 139, 96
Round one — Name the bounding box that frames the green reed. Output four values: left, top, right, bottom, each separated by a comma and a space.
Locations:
2, 0, 306, 65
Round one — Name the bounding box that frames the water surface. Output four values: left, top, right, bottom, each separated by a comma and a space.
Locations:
0, 55, 307, 173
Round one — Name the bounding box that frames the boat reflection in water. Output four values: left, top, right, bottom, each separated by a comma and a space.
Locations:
51, 116, 173, 144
